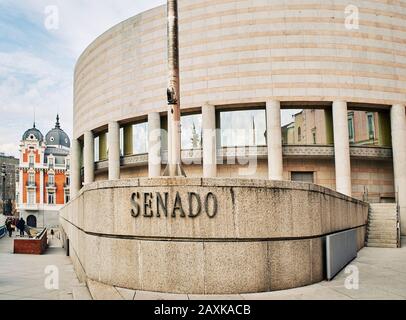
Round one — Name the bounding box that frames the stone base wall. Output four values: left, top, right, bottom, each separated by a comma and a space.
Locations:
60, 178, 368, 294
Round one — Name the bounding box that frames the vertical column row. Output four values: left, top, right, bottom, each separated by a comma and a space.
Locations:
202, 103, 217, 178
83, 131, 94, 185
70, 138, 82, 198
332, 101, 352, 196
108, 121, 121, 181
391, 104, 406, 236
266, 100, 283, 181
148, 113, 162, 178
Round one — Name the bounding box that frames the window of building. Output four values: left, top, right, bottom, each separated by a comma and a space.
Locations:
29, 154, 34, 166
48, 192, 55, 205
48, 157, 54, 167
66, 159, 70, 169
66, 176, 70, 186
65, 192, 70, 204
28, 172, 35, 185
348, 113, 355, 143
220, 109, 266, 147
48, 173, 55, 186
367, 113, 375, 140
181, 114, 202, 150
94, 136, 100, 162
297, 127, 302, 142
133, 122, 148, 155
291, 172, 314, 183
120, 127, 124, 157
312, 129, 317, 145
28, 191, 35, 205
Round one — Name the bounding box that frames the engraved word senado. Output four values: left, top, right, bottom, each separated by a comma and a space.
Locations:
130, 191, 218, 219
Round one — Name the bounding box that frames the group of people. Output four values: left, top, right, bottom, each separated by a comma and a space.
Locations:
5, 217, 26, 238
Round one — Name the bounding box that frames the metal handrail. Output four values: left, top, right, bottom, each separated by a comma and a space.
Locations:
396, 188, 401, 248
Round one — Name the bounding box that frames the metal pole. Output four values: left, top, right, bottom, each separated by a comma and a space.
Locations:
163, 0, 186, 177
1, 164, 6, 216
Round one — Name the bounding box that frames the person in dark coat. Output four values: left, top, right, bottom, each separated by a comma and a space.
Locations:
5, 218, 13, 237
17, 218, 25, 237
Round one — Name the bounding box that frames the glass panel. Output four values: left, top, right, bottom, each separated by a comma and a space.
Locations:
291, 172, 314, 183
181, 114, 202, 150
133, 122, 148, 155
281, 109, 333, 145
348, 110, 390, 146
220, 109, 266, 147
120, 127, 124, 156
94, 136, 100, 162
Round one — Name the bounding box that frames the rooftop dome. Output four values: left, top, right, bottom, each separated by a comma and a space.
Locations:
45, 115, 71, 148
22, 124, 44, 142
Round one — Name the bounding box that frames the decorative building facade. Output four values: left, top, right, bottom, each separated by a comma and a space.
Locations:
0, 153, 18, 215
16, 116, 71, 228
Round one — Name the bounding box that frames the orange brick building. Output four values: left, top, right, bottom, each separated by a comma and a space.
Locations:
16, 115, 70, 228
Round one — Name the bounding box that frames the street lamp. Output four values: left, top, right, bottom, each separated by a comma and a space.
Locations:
1, 163, 6, 216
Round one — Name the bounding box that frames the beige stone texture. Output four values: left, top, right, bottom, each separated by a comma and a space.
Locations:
60, 178, 368, 294
73, 1, 406, 139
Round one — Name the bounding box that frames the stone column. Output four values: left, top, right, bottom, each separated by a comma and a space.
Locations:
332, 101, 352, 196
70, 138, 82, 198
391, 104, 406, 236
266, 100, 283, 180
202, 103, 217, 178
83, 131, 95, 185
108, 121, 121, 180
148, 113, 162, 178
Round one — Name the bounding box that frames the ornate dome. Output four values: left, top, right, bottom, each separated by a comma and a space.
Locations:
22, 124, 44, 142
45, 115, 71, 148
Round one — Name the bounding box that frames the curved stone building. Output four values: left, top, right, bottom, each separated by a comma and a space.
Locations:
62, 0, 406, 294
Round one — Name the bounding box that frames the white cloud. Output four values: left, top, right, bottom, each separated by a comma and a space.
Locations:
6, 0, 166, 58
0, 0, 165, 157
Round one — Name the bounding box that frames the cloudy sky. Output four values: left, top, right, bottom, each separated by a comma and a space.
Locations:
0, 0, 165, 157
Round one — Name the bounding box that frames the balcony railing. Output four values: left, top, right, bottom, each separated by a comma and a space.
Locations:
92, 145, 393, 171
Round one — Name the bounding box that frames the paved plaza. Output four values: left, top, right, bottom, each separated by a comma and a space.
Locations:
0, 233, 81, 300
0, 234, 405, 300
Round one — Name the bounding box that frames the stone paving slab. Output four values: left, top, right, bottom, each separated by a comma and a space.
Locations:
0, 234, 81, 301
1, 234, 405, 300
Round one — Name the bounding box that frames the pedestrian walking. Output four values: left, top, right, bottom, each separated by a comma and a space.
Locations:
5, 218, 13, 237
17, 218, 25, 237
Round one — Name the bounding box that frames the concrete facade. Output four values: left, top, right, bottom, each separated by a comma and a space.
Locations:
69, 0, 406, 230
61, 178, 368, 294
62, 0, 406, 296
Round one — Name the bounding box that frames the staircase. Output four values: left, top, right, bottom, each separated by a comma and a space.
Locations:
366, 203, 400, 248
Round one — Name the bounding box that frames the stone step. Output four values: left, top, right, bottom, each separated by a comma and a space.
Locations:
368, 224, 397, 230
367, 230, 397, 235
366, 242, 398, 248
367, 239, 398, 245
369, 212, 397, 215
367, 235, 397, 241
72, 284, 93, 300
369, 218, 397, 222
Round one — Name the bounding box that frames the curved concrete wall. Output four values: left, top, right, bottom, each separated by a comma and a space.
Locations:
74, 0, 406, 138
60, 178, 368, 294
